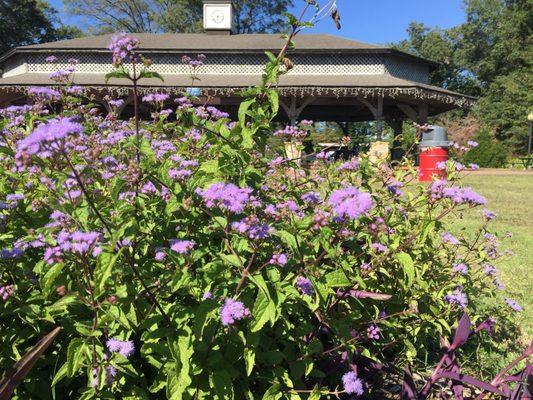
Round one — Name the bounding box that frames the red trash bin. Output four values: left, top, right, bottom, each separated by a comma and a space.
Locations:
419, 147, 448, 181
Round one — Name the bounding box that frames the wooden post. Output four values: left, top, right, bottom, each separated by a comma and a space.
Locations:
388, 119, 405, 162
376, 96, 384, 140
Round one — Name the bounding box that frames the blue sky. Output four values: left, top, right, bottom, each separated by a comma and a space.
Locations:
49, 0, 466, 45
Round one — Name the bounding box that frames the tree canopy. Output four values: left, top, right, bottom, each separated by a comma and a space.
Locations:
396, 0, 533, 154
62, 0, 293, 34
0, 0, 80, 55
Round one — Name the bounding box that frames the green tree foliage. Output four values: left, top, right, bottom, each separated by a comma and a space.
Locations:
0, 0, 80, 55
462, 127, 510, 167
394, 23, 481, 95
62, 0, 293, 33
396, 0, 533, 154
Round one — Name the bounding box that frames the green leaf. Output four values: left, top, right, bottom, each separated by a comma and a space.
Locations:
396, 252, 415, 286
95, 251, 120, 295
244, 347, 255, 376
51, 362, 68, 386
66, 338, 87, 378
262, 383, 282, 400
43, 263, 63, 299
276, 230, 299, 254
325, 269, 351, 288
139, 70, 165, 82
105, 70, 129, 83
308, 386, 322, 400
250, 288, 275, 332
238, 98, 256, 127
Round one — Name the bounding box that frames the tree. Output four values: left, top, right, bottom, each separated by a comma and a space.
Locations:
0, 0, 80, 55
62, 0, 293, 34
394, 22, 481, 96
457, 0, 532, 85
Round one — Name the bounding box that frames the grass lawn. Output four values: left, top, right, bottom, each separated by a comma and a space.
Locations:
448, 169, 533, 341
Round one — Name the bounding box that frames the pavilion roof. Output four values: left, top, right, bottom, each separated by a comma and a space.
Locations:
0, 33, 437, 67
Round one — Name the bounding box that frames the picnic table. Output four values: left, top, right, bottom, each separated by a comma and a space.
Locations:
518, 155, 533, 169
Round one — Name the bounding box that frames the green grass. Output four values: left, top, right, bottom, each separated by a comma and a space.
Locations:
449, 172, 533, 341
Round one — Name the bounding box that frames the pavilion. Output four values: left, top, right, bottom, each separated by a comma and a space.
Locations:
0, 0, 475, 146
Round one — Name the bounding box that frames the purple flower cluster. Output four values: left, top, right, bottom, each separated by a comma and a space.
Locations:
505, 298, 522, 312
142, 93, 170, 104
181, 54, 206, 68
342, 371, 364, 395
483, 209, 496, 220
108, 33, 140, 66
0, 284, 15, 301
219, 298, 250, 326
27, 87, 61, 103
17, 117, 83, 159
0, 248, 23, 259
337, 157, 359, 171
367, 324, 380, 340
296, 276, 314, 296
328, 187, 373, 220
106, 338, 135, 357
196, 182, 252, 214
430, 180, 486, 206
231, 217, 272, 239
301, 191, 322, 203
444, 287, 468, 310
441, 232, 460, 245
269, 253, 287, 266
44, 230, 102, 264
170, 240, 195, 255
273, 125, 307, 139
452, 262, 468, 275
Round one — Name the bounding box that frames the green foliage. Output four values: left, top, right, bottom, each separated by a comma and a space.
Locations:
63, 0, 293, 34
0, 0, 81, 54
462, 127, 509, 167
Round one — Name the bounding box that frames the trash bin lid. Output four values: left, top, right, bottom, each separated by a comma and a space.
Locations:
419, 125, 450, 148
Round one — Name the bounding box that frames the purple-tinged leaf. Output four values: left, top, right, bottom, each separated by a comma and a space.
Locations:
402, 364, 418, 400
448, 359, 464, 400
336, 289, 392, 301
450, 313, 471, 350
435, 372, 506, 396
509, 362, 533, 400
475, 317, 495, 336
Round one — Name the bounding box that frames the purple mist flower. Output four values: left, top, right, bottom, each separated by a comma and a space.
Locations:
483, 209, 496, 220
108, 33, 140, 66
337, 157, 359, 171
441, 232, 460, 245
269, 253, 287, 266
301, 191, 322, 203
367, 324, 380, 340
328, 187, 373, 220
342, 371, 364, 395
273, 125, 307, 138
17, 117, 83, 158
296, 276, 314, 296
219, 298, 250, 326
196, 182, 252, 214
170, 240, 195, 255
105, 365, 117, 385
27, 86, 61, 102
154, 250, 166, 261
505, 298, 522, 312
202, 291, 213, 300
452, 262, 468, 275
444, 287, 468, 310
106, 338, 135, 357
0, 284, 15, 301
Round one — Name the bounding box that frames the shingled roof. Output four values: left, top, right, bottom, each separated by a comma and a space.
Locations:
0, 33, 437, 66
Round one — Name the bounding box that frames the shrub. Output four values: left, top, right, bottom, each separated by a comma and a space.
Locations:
0, 7, 527, 400
460, 127, 509, 168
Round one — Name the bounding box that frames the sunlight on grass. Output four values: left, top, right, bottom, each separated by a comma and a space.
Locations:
449, 172, 533, 339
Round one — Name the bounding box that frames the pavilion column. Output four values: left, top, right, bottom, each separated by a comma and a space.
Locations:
359, 96, 384, 140
387, 119, 405, 162
280, 96, 314, 125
